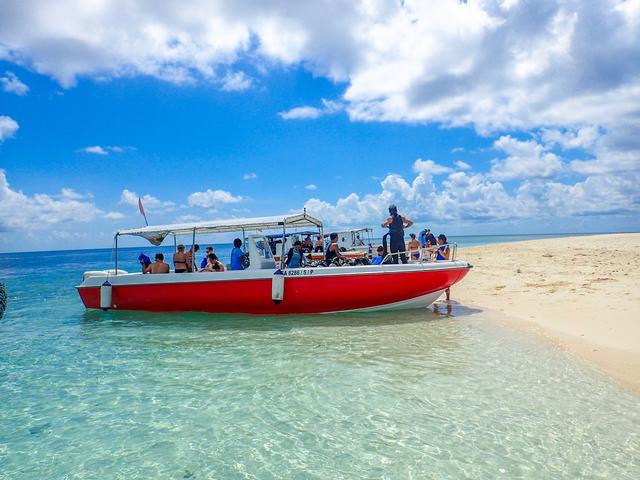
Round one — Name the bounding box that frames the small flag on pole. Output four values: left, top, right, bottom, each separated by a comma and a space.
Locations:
138, 197, 149, 226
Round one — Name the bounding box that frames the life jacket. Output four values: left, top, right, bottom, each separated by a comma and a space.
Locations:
436, 245, 449, 260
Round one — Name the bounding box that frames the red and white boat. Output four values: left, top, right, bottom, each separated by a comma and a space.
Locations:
77, 213, 471, 314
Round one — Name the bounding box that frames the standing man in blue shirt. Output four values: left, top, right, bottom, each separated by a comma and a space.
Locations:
230, 238, 246, 270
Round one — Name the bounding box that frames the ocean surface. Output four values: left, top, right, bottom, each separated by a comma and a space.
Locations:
1, 236, 639, 479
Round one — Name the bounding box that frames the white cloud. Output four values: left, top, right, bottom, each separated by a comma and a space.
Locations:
454, 160, 471, 170
220, 71, 252, 91
80, 145, 131, 156
82, 146, 108, 155
304, 167, 639, 227
305, 184, 318, 191
242, 172, 257, 180
0, 115, 19, 143
490, 135, 564, 180
1, 71, 28, 95
412, 159, 452, 175
104, 211, 125, 220
0, 169, 101, 231
187, 189, 243, 208
279, 99, 342, 120
120, 189, 175, 212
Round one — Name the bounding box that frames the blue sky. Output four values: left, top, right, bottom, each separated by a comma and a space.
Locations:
1, 0, 639, 252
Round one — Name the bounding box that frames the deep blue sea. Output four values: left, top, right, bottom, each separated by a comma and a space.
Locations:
1, 234, 639, 479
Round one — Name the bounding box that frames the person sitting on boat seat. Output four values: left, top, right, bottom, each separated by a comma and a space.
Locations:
143, 253, 170, 274
201, 253, 225, 272
407, 233, 421, 260
314, 235, 324, 253
285, 240, 306, 268
200, 246, 214, 269
325, 233, 345, 265
302, 235, 313, 252
138, 253, 152, 273
230, 238, 246, 271
436, 234, 450, 261
173, 244, 189, 273
371, 246, 385, 265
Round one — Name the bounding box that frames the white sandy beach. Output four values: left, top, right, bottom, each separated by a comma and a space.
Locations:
453, 233, 640, 393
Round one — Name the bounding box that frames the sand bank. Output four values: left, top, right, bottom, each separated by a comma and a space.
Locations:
453, 233, 640, 393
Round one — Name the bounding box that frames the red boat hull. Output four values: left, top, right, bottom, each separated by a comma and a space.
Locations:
77, 266, 470, 314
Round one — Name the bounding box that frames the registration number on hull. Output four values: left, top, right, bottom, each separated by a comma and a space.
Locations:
284, 269, 314, 276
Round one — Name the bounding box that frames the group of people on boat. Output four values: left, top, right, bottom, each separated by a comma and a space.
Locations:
139, 204, 451, 273
140, 238, 248, 274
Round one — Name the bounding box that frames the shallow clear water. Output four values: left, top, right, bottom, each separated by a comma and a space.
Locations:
1, 248, 639, 479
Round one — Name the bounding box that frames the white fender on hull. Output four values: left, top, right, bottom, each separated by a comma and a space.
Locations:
272, 270, 285, 303
100, 281, 112, 310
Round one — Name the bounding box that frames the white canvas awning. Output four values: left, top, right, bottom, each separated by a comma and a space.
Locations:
116, 212, 323, 245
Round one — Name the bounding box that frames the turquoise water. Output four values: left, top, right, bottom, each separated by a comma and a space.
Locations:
1, 247, 639, 479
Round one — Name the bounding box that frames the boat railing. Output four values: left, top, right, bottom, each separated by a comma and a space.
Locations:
382, 243, 458, 264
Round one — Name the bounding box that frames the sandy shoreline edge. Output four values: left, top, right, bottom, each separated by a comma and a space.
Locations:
453, 233, 640, 393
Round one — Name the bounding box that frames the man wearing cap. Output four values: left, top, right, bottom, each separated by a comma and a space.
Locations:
381, 204, 413, 264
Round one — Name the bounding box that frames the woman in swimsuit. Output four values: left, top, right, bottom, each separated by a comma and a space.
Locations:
173, 244, 188, 273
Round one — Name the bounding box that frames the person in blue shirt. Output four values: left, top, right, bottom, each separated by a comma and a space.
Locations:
371, 246, 385, 265
285, 240, 305, 268
419, 228, 438, 248
230, 238, 246, 270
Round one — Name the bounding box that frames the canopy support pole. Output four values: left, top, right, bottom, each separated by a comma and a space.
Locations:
173, 234, 177, 251
192, 228, 196, 272
114, 234, 119, 275
280, 223, 286, 270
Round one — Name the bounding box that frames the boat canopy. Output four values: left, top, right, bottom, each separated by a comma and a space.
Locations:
116, 212, 323, 245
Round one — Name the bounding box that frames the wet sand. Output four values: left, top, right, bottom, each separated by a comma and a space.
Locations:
453, 233, 640, 393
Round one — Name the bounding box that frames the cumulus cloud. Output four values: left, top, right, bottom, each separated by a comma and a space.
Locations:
242, 172, 257, 180
120, 189, 175, 212
454, 160, 471, 170
490, 135, 564, 180
104, 211, 125, 220
279, 99, 342, 120
0, 169, 101, 231
303, 167, 639, 227
413, 159, 452, 175
0, 115, 19, 142
220, 71, 252, 91
0, 71, 28, 95
304, 184, 317, 191
187, 189, 243, 208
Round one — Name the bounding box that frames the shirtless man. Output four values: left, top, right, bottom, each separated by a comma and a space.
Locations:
173, 244, 188, 273
143, 253, 170, 274
186, 244, 199, 272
